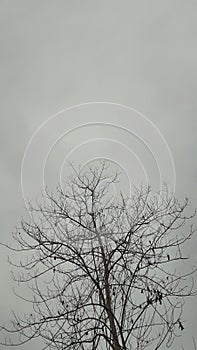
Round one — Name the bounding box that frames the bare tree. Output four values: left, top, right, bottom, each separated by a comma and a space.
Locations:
1, 161, 196, 350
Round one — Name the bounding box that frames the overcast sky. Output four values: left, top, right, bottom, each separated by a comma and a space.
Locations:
0, 1, 197, 349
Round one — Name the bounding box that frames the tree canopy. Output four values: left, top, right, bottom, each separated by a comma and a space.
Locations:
1, 161, 196, 350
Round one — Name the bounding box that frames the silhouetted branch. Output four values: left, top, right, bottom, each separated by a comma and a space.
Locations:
0, 161, 196, 350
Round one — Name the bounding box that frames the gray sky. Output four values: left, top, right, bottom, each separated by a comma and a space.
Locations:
0, 1, 197, 349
